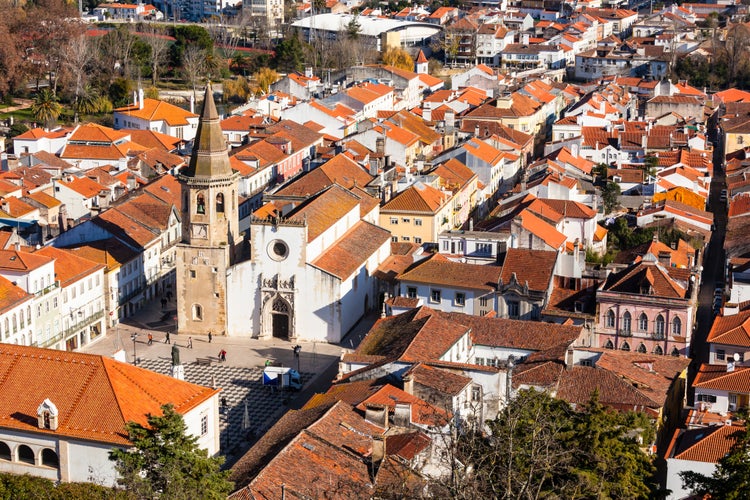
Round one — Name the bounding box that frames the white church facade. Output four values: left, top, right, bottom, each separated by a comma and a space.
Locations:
177, 86, 391, 343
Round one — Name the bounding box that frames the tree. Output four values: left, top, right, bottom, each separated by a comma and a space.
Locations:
346, 16, 362, 40
273, 32, 305, 73
141, 24, 171, 86
31, 89, 63, 128
182, 44, 207, 101
681, 422, 750, 499
254, 67, 279, 94
601, 181, 621, 215
382, 47, 414, 71
110, 403, 233, 500
63, 33, 96, 114
439, 389, 658, 499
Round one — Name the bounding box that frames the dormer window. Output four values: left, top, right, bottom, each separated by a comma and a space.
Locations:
37, 399, 59, 431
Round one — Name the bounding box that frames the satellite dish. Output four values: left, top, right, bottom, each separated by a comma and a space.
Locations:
734, 353, 741, 362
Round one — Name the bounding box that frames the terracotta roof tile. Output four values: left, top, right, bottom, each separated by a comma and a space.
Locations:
670, 424, 742, 462
0, 344, 217, 446
381, 182, 449, 214
694, 363, 750, 393
398, 253, 501, 291
286, 185, 361, 242
34, 246, 103, 287
407, 362, 471, 396
602, 256, 687, 298
500, 248, 557, 292
357, 384, 449, 426
0, 274, 32, 314
114, 98, 198, 126
311, 221, 391, 280
707, 310, 750, 346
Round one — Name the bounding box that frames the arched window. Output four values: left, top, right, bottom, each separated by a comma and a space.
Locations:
0, 442, 10, 461
4, 318, 8, 338
216, 193, 225, 213
639, 313, 648, 331
605, 309, 615, 328
655, 315, 665, 339
622, 312, 631, 334
196, 194, 206, 215
672, 317, 682, 335
604, 339, 614, 349
41, 449, 58, 468
12, 314, 17, 333
232, 190, 236, 209
192, 304, 203, 321
671, 347, 680, 357
653, 345, 664, 355
637, 343, 647, 353
17, 445, 34, 465
621, 341, 631, 352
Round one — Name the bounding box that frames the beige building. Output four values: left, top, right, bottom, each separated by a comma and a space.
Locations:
176, 86, 241, 337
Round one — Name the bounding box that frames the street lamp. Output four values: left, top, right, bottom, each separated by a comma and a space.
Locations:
131, 333, 138, 365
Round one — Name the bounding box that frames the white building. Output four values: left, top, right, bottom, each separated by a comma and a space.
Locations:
0, 344, 219, 485
113, 92, 199, 142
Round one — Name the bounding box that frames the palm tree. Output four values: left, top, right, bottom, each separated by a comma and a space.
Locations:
31, 89, 63, 128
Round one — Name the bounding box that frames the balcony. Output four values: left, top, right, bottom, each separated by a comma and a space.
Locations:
619, 328, 632, 337
35, 281, 60, 297
63, 310, 104, 339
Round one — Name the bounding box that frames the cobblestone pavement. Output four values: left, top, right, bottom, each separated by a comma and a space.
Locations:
137, 358, 312, 465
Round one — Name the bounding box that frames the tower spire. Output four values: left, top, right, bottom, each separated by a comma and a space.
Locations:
182, 84, 233, 178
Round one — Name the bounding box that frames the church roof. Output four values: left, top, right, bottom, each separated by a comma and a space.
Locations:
182, 85, 234, 179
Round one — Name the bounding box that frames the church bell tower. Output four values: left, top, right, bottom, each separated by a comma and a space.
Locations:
176, 84, 239, 337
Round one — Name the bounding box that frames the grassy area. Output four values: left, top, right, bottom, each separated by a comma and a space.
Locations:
0, 108, 35, 123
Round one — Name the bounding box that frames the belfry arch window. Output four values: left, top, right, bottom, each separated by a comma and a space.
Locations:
216, 193, 225, 213
196, 194, 206, 215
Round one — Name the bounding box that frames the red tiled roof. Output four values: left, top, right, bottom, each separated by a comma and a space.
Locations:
397, 253, 501, 291
669, 424, 742, 463
311, 221, 390, 280
694, 363, 750, 392
500, 248, 557, 292
114, 98, 197, 126
0, 344, 217, 446
381, 182, 449, 214
0, 274, 32, 314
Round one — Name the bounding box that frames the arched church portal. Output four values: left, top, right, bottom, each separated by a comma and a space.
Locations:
271, 296, 291, 339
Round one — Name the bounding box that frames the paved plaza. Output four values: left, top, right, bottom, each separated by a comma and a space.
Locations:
81, 296, 378, 467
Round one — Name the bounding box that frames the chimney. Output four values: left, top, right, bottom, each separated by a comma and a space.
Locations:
13, 242, 20, 252
574, 238, 580, 263
497, 94, 513, 109
190, 94, 195, 114
445, 110, 455, 129
641, 133, 648, 150
138, 88, 144, 110
376, 135, 385, 155
133, 91, 138, 107
657, 250, 671, 267
565, 346, 574, 370
370, 435, 385, 477
423, 106, 431, 122
305, 66, 313, 78
474, 124, 480, 137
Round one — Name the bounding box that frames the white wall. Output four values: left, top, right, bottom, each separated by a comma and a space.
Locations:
665, 458, 715, 500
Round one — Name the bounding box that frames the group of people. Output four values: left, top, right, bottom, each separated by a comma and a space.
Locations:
144, 331, 224, 360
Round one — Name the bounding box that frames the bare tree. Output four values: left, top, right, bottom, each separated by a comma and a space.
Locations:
182, 44, 207, 101
141, 24, 171, 86
725, 23, 750, 85
63, 33, 96, 112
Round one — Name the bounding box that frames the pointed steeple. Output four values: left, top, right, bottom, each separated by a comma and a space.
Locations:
182, 84, 233, 178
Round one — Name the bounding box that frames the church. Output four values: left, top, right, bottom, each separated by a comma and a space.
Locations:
176, 86, 391, 343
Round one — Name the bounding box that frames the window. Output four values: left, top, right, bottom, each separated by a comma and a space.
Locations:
17, 445, 34, 465
442, 241, 449, 251
455, 292, 465, 306
407, 287, 417, 299
653, 345, 664, 355
392, 236, 398, 242
53, 297, 58, 308
415, 219, 422, 226
201, 414, 208, 436
477, 243, 492, 255
415, 237, 422, 244
671, 347, 680, 357
622, 311, 631, 334
655, 314, 665, 338
508, 301, 520, 318
216, 193, 225, 213
479, 296, 489, 307
192, 304, 203, 321
638, 313, 648, 331
402, 218, 410, 223
637, 343, 647, 353
697, 394, 717, 403
430, 289, 441, 303
605, 309, 615, 328
190, 270, 196, 279
672, 317, 682, 335
621, 341, 630, 352
196, 194, 206, 214
390, 217, 398, 225
604, 339, 614, 349
402, 236, 410, 241
471, 385, 481, 402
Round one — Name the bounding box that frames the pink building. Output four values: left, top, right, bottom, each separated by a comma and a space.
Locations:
596, 253, 698, 356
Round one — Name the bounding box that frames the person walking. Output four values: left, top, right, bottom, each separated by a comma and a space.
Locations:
219, 349, 226, 362
208, 331, 213, 343
187, 337, 193, 349
147, 333, 153, 346
165, 331, 171, 344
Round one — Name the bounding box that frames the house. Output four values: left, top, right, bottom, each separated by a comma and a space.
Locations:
497, 248, 557, 320
0, 275, 34, 347
379, 182, 453, 245
395, 253, 501, 316
596, 252, 698, 356
637, 199, 714, 234
705, 310, 750, 366
113, 92, 199, 142
58, 124, 144, 170
664, 424, 743, 500
0, 344, 218, 486
13, 128, 70, 156
693, 364, 750, 414
52, 175, 110, 222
